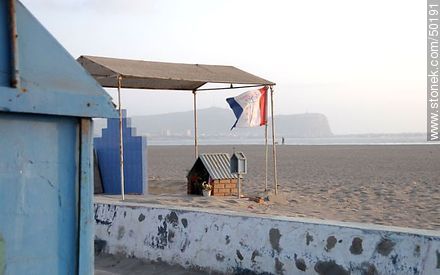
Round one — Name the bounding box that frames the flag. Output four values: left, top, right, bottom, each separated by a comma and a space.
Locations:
226, 86, 268, 129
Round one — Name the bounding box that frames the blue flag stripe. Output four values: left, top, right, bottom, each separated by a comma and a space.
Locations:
226, 97, 243, 130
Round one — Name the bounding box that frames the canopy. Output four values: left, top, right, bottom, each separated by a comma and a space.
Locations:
77, 55, 275, 90
77, 54, 278, 200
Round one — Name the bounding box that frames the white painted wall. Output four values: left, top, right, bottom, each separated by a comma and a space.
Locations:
94, 199, 440, 274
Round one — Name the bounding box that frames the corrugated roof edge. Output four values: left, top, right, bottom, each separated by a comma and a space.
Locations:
199, 153, 238, 180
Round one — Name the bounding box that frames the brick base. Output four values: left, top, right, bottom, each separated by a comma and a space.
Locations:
211, 179, 238, 196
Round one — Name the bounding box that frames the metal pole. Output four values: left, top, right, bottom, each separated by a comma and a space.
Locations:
264, 98, 269, 192
117, 76, 125, 200
193, 90, 198, 158
270, 86, 279, 195
8, 0, 20, 89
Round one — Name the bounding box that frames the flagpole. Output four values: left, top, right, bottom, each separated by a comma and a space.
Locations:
264, 89, 269, 192
193, 90, 198, 158
270, 85, 279, 195
117, 75, 125, 201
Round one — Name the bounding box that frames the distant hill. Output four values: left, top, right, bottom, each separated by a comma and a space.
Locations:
94, 107, 333, 138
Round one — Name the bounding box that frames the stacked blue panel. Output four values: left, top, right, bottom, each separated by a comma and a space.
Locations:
94, 110, 148, 194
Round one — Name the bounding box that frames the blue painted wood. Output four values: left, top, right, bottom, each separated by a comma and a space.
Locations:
94, 110, 148, 194
0, 1, 10, 87
78, 119, 94, 275
0, 1, 117, 273
0, 1, 117, 119
0, 113, 79, 274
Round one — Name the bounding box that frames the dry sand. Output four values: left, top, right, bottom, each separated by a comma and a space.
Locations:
120, 144, 440, 231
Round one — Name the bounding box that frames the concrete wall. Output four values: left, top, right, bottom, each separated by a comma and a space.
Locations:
94, 199, 440, 274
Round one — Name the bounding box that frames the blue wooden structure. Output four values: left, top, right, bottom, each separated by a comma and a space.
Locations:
94, 110, 148, 195
0, 1, 117, 274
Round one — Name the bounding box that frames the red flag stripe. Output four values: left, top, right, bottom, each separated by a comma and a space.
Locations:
259, 86, 268, 126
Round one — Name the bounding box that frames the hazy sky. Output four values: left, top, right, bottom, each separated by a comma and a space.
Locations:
21, 0, 425, 134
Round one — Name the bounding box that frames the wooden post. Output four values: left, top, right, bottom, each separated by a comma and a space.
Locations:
117, 75, 125, 200
78, 118, 94, 274
237, 175, 241, 199
193, 90, 198, 158
270, 86, 279, 195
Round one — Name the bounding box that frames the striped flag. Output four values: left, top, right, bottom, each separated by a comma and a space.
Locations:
226, 86, 268, 129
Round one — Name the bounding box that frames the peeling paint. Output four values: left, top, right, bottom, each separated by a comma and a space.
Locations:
314, 260, 349, 275
274, 257, 284, 274
216, 253, 225, 262
269, 228, 282, 253
436, 250, 440, 269
117, 226, 125, 240
325, 236, 337, 252
225, 235, 231, 245
236, 250, 244, 261
350, 237, 363, 255
376, 238, 395, 256
94, 239, 107, 255
294, 254, 307, 272
358, 262, 378, 275
165, 211, 178, 227
306, 232, 313, 246
181, 218, 188, 228
251, 250, 260, 263
95, 205, 117, 225
414, 245, 420, 257
167, 230, 175, 243
180, 238, 189, 253
233, 267, 267, 275
155, 221, 168, 249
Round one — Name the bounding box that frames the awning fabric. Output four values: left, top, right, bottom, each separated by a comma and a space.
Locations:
77, 55, 275, 91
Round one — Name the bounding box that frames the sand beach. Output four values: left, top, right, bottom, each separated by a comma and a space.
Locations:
119, 144, 440, 231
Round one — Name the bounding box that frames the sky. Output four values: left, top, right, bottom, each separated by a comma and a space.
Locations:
21, 0, 426, 134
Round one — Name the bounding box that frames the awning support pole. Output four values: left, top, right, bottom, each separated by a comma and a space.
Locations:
193, 90, 198, 158
270, 86, 279, 195
264, 97, 269, 192
117, 75, 125, 200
